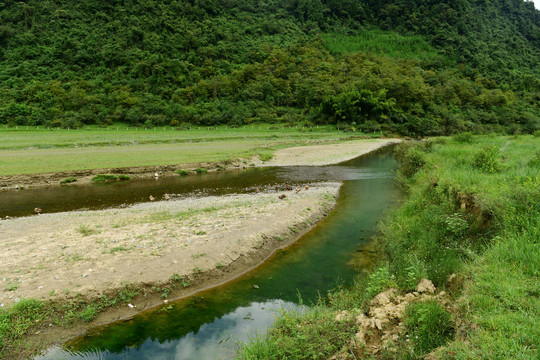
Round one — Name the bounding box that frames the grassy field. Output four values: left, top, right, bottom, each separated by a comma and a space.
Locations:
0, 125, 364, 175
0, 124, 346, 150
238, 135, 540, 359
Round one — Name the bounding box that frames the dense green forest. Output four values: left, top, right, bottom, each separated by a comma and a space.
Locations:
0, 0, 539, 135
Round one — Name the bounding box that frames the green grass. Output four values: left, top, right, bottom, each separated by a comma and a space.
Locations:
0, 124, 344, 150
322, 30, 441, 60
237, 306, 356, 360
0, 125, 364, 175
0, 283, 149, 358
404, 301, 455, 355
381, 135, 540, 358
91, 174, 119, 182
76, 224, 100, 236
0, 299, 46, 350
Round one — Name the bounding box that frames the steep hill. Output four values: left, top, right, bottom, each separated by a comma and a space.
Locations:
0, 0, 538, 135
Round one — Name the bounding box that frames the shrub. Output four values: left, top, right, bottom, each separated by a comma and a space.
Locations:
117, 174, 130, 181
444, 213, 469, 237
365, 266, 396, 299
473, 146, 501, 173
60, 177, 77, 184
453, 132, 473, 143
91, 174, 118, 182
176, 169, 189, 176
195, 168, 208, 174
404, 301, 455, 354
399, 149, 426, 178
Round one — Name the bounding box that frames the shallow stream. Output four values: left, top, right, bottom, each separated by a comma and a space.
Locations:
3, 148, 400, 360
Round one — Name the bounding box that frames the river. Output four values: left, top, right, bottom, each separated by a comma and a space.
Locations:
23, 147, 399, 360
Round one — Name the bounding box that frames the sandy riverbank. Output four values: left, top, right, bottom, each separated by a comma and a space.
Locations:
262, 139, 401, 166
0, 183, 340, 308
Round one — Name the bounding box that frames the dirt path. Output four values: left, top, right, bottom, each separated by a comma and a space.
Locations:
0, 183, 339, 307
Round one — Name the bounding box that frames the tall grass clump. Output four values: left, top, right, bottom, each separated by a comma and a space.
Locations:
453, 132, 474, 143
404, 301, 455, 354
237, 306, 355, 360
472, 146, 501, 173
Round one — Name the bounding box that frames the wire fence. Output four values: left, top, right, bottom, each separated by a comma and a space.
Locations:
1, 124, 338, 132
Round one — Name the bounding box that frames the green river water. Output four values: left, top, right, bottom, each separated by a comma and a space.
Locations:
29, 148, 399, 360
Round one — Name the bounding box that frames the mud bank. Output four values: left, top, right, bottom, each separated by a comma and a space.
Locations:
0, 158, 252, 191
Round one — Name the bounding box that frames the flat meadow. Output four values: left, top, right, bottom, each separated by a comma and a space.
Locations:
0, 124, 360, 175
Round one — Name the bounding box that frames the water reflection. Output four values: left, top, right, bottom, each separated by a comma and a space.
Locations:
36, 300, 296, 360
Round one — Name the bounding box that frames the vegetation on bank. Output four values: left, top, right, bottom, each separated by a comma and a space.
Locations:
0, 284, 139, 359
238, 135, 540, 359
0, 274, 198, 359
0, 0, 538, 135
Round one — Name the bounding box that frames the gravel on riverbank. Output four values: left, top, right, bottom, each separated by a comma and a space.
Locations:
0, 183, 340, 307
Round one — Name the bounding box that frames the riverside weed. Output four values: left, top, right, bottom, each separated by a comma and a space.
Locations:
60, 177, 77, 184
404, 301, 455, 354
238, 306, 355, 360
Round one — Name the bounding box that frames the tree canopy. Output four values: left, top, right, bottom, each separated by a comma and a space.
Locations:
0, 0, 538, 135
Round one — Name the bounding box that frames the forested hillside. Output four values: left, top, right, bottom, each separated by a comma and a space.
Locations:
0, 0, 538, 135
